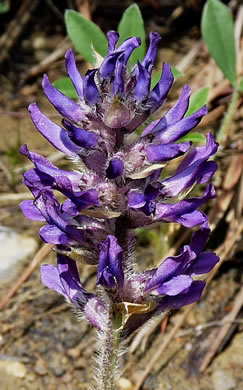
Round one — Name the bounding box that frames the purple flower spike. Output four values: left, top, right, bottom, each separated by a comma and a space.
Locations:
97, 235, 124, 289
21, 30, 219, 346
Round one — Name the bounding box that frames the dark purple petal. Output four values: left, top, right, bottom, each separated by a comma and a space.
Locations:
118, 36, 141, 64
134, 62, 151, 103
99, 51, 123, 79
155, 184, 216, 227
106, 158, 124, 179
39, 225, 75, 245
142, 32, 161, 70
63, 119, 98, 148
145, 142, 191, 163
145, 248, 192, 292
152, 105, 208, 143
20, 200, 46, 221
156, 274, 193, 296
107, 30, 119, 54
175, 133, 218, 174
113, 53, 125, 97
190, 221, 210, 255
143, 85, 191, 137
65, 49, 84, 98
128, 191, 146, 209
97, 235, 124, 289
29, 104, 81, 156
187, 252, 219, 275
42, 74, 85, 122
157, 280, 206, 311
149, 63, 174, 113
57, 255, 85, 303
83, 69, 100, 104
161, 160, 217, 197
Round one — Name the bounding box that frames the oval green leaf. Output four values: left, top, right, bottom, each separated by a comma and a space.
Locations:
118, 4, 146, 65
201, 0, 237, 85
185, 87, 209, 117
65, 10, 108, 65
54, 77, 78, 99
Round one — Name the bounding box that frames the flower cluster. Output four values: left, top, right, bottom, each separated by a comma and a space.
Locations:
21, 31, 219, 337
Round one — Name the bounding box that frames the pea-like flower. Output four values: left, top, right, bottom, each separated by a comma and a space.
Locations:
21, 30, 219, 387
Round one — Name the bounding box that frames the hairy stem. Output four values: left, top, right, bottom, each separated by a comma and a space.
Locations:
98, 310, 122, 390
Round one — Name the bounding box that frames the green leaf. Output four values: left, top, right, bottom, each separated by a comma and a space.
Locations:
53, 77, 78, 99
201, 0, 237, 85
65, 10, 107, 65
0, 0, 10, 13
118, 4, 146, 65
171, 66, 183, 79
185, 87, 210, 117
178, 132, 206, 143
151, 66, 183, 90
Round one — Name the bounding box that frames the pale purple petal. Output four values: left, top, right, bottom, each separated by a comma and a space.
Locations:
29, 103, 81, 156
156, 274, 193, 296
20, 200, 46, 221
42, 74, 85, 122
65, 49, 84, 98
145, 142, 191, 163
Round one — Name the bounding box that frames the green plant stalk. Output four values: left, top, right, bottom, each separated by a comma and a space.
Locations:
217, 87, 240, 144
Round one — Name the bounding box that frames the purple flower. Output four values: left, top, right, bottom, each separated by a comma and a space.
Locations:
41, 255, 108, 331
20, 30, 219, 337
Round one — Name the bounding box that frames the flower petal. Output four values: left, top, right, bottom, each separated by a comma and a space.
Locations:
42, 74, 85, 122
29, 103, 81, 156
65, 49, 84, 98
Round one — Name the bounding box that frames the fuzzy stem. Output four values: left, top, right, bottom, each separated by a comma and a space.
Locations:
98, 309, 122, 390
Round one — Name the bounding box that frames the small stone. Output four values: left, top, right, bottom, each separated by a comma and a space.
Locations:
73, 357, 86, 369
26, 372, 36, 382
61, 372, 72, 383
0, 227, 38, 284
0, 361, 27, 378
67, 347, 81, 359
118, 377, 134, 390
34, 360, 47, 376
211, 369, 236, 390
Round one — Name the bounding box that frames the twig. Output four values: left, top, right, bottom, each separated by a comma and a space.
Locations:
0, 192, 33, 207
0, 0, 39, 64
0, 243, 53, 311
199, 284, 243, 372
22, 37, 72, 83
176, 41, 202, 72
177, 318, 243, 338
133, 305, 194, 390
